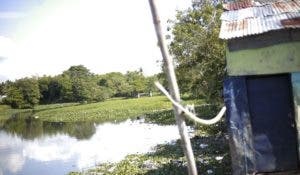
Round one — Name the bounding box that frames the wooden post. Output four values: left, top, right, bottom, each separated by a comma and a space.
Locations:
148, 1, 198, 174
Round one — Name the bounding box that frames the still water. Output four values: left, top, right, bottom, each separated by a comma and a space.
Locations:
0, 115, 183, 175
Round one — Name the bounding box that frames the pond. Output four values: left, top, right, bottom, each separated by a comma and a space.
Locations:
0, 115, 188, 175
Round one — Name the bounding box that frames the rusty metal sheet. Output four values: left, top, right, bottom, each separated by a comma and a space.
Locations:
220, 13, 300, 39
221, 1, 300, 21
223, 0, 254, 11
272, 0, 300, 13
219, 0, 300, 40
255, 0, 279, 4
222, 0, 298, 11
281, 17, 300, 27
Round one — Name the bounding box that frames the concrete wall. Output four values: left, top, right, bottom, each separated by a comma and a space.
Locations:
226, 42, 300, 76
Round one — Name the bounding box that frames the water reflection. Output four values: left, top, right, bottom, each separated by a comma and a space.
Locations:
0, 114, 96, 140
0, 116, 182, 175
0, 133, 26, 175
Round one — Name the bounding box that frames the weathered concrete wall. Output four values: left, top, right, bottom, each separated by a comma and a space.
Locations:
226, 42, 300, 76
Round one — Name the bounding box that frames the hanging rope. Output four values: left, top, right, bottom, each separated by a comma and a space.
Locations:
155, 82, 226, 125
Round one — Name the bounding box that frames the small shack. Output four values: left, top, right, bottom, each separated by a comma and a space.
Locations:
220, 0, 300, 174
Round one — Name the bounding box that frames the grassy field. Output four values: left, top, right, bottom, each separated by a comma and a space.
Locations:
0, 105, 31, 120
0, 102, 79, 120
0, 96, 200, 122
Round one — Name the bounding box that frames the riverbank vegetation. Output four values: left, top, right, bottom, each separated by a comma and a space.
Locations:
69, 105, 231, 175
0, 96, 200, 122
72, 135, 231, 175
0, 65, 160, 109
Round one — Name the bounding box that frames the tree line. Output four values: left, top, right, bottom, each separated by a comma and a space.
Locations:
0, 1, 226, 108
0, 65, 160, 109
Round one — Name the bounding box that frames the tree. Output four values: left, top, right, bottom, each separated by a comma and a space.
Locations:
0, 82, 5, 95
146, 75, 159, 93
61, 65, 114, 102
126, 70, 147, 96
15, 77, 40, 108
72, 79, 91, 102
169, 2, 225, 103
4, 78, 40, 108
4, 82, 25, 108
37, 65, 112, 103
57, 75, 73, 102
47, 77, 63, 103
88, 82, 112, 101
63, 65, 95, 102
63, 65, 92, 79
98, 72, 131, 97
38, 76, 51, 103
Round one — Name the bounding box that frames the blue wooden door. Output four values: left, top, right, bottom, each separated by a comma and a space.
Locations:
247, 74, 299, 172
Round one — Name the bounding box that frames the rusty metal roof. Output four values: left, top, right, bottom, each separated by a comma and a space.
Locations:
219, 0, 300, 39
281, 16, 300, 27
255, 0, 291, 5
223, 0, 254, 11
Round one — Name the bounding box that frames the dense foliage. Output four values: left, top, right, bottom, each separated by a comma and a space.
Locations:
97, 69, 154, 97
2, 65, 158, 108
4, 78, 40, 108
0, 82, 4, 95
169, 1, 226, 103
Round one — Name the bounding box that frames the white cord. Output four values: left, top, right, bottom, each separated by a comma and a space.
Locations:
155, 81, 226, 125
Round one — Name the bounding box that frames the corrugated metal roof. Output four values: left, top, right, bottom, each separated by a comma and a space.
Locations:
255, 0, 291, 5
222, 0, 295, 10
220, 13, 300, 39
221, 1, 300, 21
223, 0, 254, 11
219, 0, 300, 39
281, 16, 300, 27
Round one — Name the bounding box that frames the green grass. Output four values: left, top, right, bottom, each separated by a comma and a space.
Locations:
35, 96, 172, 122
0, 105, 31, 120
0, 96, 201, 122
0, 103, 79, 120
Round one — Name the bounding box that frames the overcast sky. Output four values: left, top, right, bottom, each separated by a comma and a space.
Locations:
0, 0, 191, 81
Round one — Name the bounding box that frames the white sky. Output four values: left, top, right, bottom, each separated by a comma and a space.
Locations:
0, 0, 191, 81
